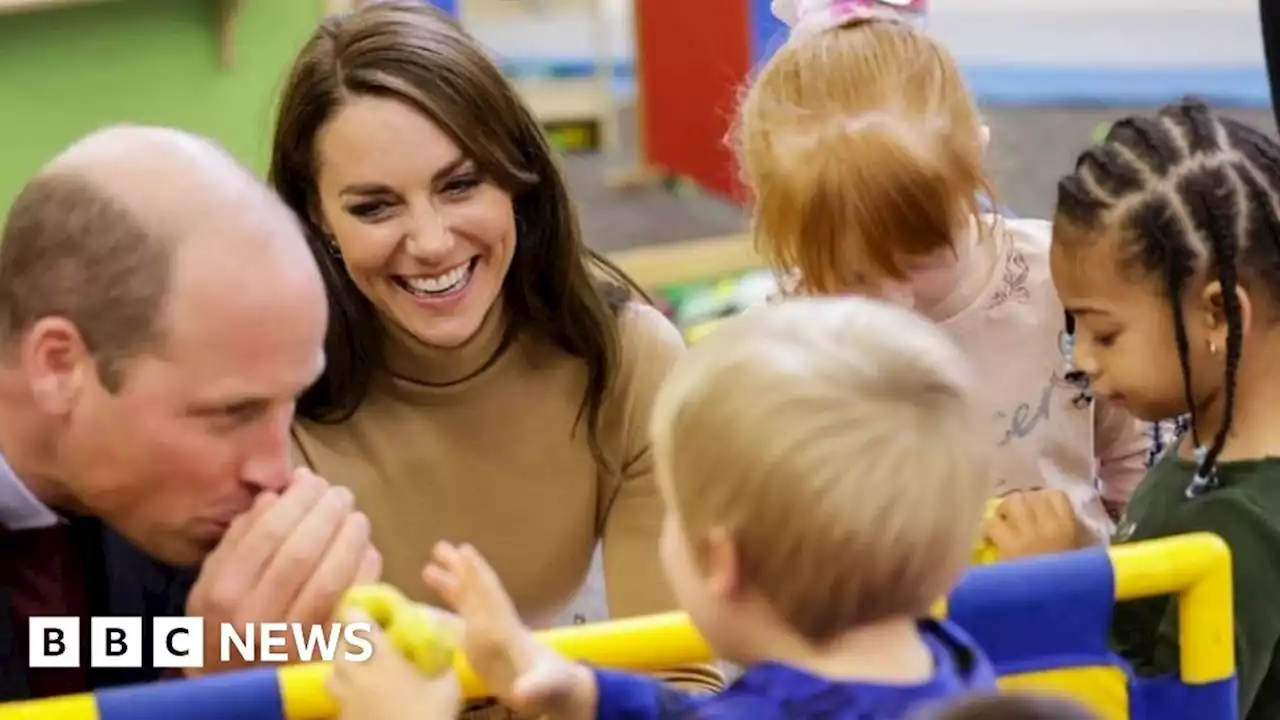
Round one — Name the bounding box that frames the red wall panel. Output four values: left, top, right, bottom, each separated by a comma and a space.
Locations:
634, 0, 750, 203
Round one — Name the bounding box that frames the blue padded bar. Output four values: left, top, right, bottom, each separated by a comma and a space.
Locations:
1137, 676, 1238, 720
749, 0, 788, 68
960, 66, 1269, 109
492, 59, 1270, 109
96, 667, 285, 720
948, 547, 1115, 673
425, 0, 457, 16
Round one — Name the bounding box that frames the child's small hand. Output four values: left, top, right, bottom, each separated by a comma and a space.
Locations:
983, 489, 1080, 559
424, 542, 596, 720
329, 608, 461, 720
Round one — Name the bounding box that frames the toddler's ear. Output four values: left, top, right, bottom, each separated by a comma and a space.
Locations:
980, 124, 992, 153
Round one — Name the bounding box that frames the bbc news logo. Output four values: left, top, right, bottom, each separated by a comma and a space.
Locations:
28, 617, 374, 669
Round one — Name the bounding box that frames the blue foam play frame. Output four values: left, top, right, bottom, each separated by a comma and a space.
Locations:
424, 0, 456, 15
959, 65, 1271, 108
495, 58, 1270, 109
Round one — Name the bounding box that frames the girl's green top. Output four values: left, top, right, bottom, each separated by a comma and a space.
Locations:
1111, 451, 1280, 719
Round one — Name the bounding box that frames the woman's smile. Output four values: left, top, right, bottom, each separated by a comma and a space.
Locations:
390, 256, 482, 315
392, 257, 477, 297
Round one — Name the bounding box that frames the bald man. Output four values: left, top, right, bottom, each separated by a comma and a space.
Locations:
0, 126, 379, 700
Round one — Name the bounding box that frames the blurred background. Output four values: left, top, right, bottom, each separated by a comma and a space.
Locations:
0, 0, 1272, 624
0, 0, 1273, 341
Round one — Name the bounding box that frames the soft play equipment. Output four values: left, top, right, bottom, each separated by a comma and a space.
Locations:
0, 532, 1233, 719
631, 0, 786, 202
655, 268, 777, 343
960, 533, 1235, 719
607, 233, 770, 343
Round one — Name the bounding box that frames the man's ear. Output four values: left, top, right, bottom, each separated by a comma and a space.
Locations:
1199, 279, 1253, 348
21, 317, 90, 415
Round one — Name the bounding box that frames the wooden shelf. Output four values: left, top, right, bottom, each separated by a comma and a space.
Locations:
0, 0, 242, 70
216, 0, 240, 68
0, 0, 123, 14
514, 77, 612, 125
462, 0, 599, 21
324, 0, 358, 14
609, 234, 761, 289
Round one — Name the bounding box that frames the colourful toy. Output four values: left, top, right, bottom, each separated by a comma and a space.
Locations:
683, 319, 724, 344
0, 534, 1233, 719
339, 584, 457, 677
656, 269, 778, 342
974, 500, 1000, 564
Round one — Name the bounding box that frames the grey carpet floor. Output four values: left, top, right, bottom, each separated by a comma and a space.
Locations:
564, 106, 1278, 254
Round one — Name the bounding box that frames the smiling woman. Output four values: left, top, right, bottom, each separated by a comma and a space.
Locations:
267, 1, 720, 715
311, 94, 517, 352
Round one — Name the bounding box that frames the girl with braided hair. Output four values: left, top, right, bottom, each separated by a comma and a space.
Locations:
744, 0, 1152, 550
1260, 0, 1280, 128
1021, 98, 1280, 718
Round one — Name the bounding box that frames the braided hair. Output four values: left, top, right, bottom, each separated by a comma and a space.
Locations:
1054, 98, 1280, 498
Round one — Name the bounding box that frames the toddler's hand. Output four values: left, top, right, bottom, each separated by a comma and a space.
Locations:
983, 489, 1080, 559
330, 608, 461, 720
424, 542, 596, 720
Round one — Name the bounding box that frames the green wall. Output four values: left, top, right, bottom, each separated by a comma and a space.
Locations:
0, 0, 325, 215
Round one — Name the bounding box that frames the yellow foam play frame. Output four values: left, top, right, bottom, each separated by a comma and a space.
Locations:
0, 533, 1234, 720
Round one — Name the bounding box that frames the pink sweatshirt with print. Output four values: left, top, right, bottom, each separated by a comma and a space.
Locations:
940, 217, 1151, 539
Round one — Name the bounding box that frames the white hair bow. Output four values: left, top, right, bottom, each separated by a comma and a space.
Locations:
771, 0, 925, 36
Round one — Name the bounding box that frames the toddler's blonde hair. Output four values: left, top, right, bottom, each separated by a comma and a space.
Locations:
735, 18, 994, 295
650, 298, 994, 643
